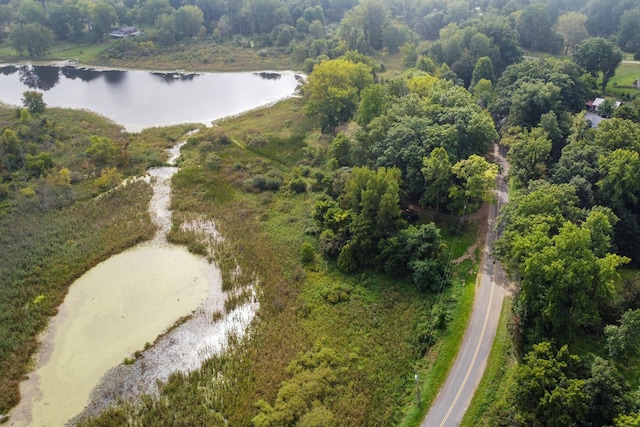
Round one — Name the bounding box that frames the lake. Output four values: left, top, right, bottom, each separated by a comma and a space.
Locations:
0, 64, 301, 131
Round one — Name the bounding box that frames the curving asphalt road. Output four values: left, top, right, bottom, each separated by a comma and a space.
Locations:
422, 143, 510, 427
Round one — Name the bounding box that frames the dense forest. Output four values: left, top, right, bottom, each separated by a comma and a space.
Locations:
2, 0, 640, 424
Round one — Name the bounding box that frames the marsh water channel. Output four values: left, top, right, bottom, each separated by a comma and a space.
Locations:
4, 66, 289, 425
0, 64, 301, 131
10, 139, 258, 427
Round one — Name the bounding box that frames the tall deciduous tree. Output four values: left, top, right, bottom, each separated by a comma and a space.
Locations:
9, 23, 54, 56
17, 0, 47, 25
516, 3, 563, 53
555, 12, 589, 54
606, 308, 640, 362
476, 16, 523, 75
21, 91, 46, 115
173, 5, 204, 40
597, 149, 640, 209
594, 118, 640, 152
494, 182, 582, 272
304, 58, 373, 133
357, 84, 386, 126
448, 154, 498, 213
339, 0, 388, 52
585, 0, 631, 38
337, 166, 402, 269
421, 147, 451, 214
91, 1, 117, 38
138, 0, 172, 27
618, 9, 640, 52
574, 37, 623, 93
512, 343, 589, 426
521, 214, 627, 341
471, 56, 495, 87
492, 58, 590, 128
503, 127, 552, 186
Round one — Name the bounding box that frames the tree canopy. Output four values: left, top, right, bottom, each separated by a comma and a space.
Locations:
573, 37, 623, 93
304, 57, 373, 133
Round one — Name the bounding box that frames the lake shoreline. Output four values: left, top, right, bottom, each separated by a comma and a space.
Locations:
0, 65, 302, 132
0, 58, 302, 75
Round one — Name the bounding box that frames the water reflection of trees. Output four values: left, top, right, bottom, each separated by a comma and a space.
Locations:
103, 70, 126, 84
61, 66, 102, 82
0, 66, 18, 76
255, 72, 282, 80
18, 66, 60, 91
151, 72, 200, 83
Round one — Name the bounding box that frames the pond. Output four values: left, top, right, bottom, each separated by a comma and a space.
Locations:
6, 93, 262, 423
0, 64, 301, 131
10, 245, 216, 427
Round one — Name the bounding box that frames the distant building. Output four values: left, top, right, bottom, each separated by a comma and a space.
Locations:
109, 26, 143, 38
586, 97, 621, 114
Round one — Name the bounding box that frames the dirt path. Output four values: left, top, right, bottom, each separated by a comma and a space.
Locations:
452, 203, 490, 265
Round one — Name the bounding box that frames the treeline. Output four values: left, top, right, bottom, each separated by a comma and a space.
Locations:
488, 105, 640, 427
451, 25, 640, 427
3, 0, 640, 70
296, 54, 499, 292
294, 11, 640, 421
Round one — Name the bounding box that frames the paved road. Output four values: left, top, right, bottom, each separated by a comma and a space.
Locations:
422, 144, 510, 427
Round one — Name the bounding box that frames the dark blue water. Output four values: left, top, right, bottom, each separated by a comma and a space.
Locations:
0, 64, 301, 131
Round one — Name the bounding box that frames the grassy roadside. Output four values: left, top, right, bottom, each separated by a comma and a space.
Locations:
401, 257, 479, 426
460, 297, 514, 426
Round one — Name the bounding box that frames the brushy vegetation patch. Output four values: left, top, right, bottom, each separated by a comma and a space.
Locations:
78, 40, 300, 73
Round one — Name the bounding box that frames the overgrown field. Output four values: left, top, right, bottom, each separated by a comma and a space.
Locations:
80, 97, 481, 425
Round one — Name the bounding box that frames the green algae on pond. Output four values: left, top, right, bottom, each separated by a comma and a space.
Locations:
10, 245, 213, 427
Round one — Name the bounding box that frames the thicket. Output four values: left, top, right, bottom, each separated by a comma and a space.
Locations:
0, 0, 637, 83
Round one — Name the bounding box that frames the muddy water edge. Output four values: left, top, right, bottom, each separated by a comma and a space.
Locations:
8, 136, 257, 426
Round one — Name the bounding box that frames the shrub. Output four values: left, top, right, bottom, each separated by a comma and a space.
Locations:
300, 242, 315, 264
303, 58, 317, 73
204, 153, 221, 170
289, 178, 307, 193
337, 243, 357, 272
198, 140, 215, 152
248, 134, 269, 147
252, 175, 267, 189
321, 284, 352, 304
